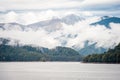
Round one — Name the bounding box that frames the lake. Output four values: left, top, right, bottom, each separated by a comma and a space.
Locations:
0, 62, 120, 80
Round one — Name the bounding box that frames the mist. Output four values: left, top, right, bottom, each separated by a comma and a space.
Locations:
0, 15, 120, 49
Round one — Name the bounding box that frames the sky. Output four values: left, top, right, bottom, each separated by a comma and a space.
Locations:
0, 0, 119, 10
0, 0, 120, 24
0, 0, 120, 12
0, 0, 120, 49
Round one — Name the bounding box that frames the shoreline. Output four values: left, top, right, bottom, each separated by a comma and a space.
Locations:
0, 61, 119, 64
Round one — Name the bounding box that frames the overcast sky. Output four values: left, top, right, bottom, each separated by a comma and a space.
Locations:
0, 0, 120, 18
0, 0, 120, 49
0, 0, 120, 11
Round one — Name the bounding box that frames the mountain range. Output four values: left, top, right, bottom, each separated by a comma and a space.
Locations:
0, 38, 82, 61
0, 15, 120, 55
91, 16, 120, 28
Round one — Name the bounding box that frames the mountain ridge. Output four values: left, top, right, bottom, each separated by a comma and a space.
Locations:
0, 16, 120, 55
91, 16, 120, 28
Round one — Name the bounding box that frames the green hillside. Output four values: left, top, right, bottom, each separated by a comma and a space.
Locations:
0, 38, 82, 61
83, 43, 120, 63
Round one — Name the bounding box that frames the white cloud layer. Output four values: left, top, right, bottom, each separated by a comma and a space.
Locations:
0, 0, 120, 11
0, 10, 94, 25
1, 10, 120, 25
0, 16, 120, 49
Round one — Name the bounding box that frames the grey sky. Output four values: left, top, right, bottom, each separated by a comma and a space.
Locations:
0, 0, 120, 11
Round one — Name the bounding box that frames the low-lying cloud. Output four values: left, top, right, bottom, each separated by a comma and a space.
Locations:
0, 0, 120, 11
0, 16, 120, 49
0, 10, 95, 25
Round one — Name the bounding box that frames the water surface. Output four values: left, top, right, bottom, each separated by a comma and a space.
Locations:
0, 62, 120, 80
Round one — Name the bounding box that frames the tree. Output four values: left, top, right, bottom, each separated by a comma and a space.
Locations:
83, 43, 120, 63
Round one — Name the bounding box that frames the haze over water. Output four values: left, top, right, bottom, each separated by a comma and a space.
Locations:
0, 62, 120, 80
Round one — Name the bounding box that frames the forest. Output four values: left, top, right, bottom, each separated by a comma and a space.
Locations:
0, 38, 120, 63
83, 43, 120, 63
0, 38, 82, 61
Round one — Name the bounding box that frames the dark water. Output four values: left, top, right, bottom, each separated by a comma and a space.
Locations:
0, 62, 120, 80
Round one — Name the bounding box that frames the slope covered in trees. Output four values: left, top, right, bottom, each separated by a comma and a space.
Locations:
0, 38, 82, 61
83, 43, 120, 63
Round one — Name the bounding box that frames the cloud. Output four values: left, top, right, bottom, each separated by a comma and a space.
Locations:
0, 0, 119, 11
0, 8, 119, 49
0, 0, 119, 51
81, 0, 120, 5
0, 10, 95, 25
60, 21, 118, 49
0, 10, 61, 25
0, 7, 7, 12
80, 0, 120, 10
0, 16, 120, 50
0, 29, 60, 48
0, 0, 83, 10
4, 11, 18, 23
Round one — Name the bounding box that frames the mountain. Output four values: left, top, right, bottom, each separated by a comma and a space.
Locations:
83, 43, 120, 63
61, 14, 83, 25
0, 38, 82, 61
0, 16, 120, 55
77, 41, 106, 55
27, 18, 62, 31
91, 16, 120, 28
0, 22, 25, 31
27, 14, 83, 31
